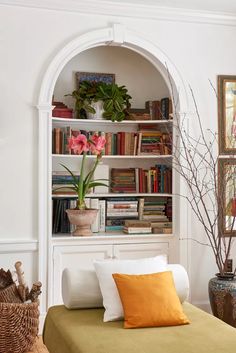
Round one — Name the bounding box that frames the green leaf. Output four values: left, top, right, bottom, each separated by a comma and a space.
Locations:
114, 100, 123, 112
88, 181, 109, 188
60, 164, 79, 186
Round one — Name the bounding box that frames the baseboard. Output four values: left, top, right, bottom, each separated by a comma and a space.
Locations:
192, 301, 212, 314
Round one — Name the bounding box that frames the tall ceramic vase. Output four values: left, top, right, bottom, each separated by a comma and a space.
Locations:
208, 274, 236, 327
66, 209, 98, 236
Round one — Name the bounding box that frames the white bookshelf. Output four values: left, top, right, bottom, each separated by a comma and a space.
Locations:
51, 118, 173, 237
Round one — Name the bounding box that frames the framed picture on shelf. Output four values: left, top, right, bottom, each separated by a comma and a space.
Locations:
218, 75, 236, 154
76, 72, 115, 88
218, 158, 236, 237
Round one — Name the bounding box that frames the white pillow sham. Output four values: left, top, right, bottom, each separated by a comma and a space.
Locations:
93, 255, 167, 322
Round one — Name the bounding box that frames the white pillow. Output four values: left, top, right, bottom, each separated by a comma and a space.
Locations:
93, 255, 167, 322
62, 268, 103, 309
61, 263, 189, 310
167, 264, 189, 302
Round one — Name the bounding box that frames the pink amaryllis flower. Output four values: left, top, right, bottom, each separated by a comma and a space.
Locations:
90, 134, 106, 155
68, 134, 89, 155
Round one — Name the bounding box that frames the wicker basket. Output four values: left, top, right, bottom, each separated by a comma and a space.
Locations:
0, 283, 22, 303
0, 301, 39, 353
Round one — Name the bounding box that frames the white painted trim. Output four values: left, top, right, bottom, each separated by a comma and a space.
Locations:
38, 23, 190, 312
0, 239, 38, 253
1, 0, 236, 26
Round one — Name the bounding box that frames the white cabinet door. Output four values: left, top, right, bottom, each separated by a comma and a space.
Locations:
52, 244, 112, 304
113, 242, 169, 260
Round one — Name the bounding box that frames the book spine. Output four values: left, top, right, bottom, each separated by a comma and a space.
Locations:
90, 198, 99, 233
99, 200, 106, 232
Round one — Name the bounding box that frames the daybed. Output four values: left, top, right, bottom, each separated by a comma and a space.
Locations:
43, 259, 236, 353
43, 303, 236, 353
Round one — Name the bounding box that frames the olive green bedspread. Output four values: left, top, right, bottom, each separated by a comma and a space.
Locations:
43, 303, 236, 353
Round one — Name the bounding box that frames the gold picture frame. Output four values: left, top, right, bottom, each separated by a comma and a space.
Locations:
218, 158, 236, 237
218, 75, 236, 154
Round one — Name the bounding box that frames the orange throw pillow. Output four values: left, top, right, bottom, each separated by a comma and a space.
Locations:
112, 271, 190, 328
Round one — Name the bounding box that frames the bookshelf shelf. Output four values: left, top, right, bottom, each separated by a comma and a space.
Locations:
52, 154, 172, 159
52, 117, 173, 125
52, 192, 173, 198
52, 232, 173, 240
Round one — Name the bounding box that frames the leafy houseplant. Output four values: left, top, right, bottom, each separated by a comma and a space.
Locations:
67, 80, 132, 122
59, 133, 108, 236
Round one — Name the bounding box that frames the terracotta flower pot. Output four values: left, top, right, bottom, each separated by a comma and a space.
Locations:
66, 209, 98, 236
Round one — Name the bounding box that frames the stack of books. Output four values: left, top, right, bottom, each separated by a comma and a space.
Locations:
106, 198, 139, 232
110, 169, 136, 193
52, 172, 79, 195
123, 220, 152, 234
52, 101, 73, 118
138, 197, 172, 234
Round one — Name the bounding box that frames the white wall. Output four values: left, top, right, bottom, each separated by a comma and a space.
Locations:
1, 3, 236, 308
54, 46, 169, 108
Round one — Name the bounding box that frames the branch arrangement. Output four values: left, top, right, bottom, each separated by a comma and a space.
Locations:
167, 68, 235, 276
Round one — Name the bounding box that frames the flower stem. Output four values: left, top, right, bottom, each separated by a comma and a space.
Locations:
78, 152, 86, 209
83, 156, 100, 197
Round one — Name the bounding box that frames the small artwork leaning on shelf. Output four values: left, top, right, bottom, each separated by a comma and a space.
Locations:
76, 72, 115, 88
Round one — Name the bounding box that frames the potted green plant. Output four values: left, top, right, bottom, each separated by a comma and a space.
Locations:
95, 82, 132, 122
56, 133, 109, 236
65, 81, 99, 119
66, 81, 132, 122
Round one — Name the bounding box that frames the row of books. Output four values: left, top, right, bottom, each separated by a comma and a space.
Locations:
110, 166, 172, 194
52, 128, 172, 156
51, 165, 172, 196
145, 98, 172, 120
51, 98, 172, 121
52, 196, 172, 235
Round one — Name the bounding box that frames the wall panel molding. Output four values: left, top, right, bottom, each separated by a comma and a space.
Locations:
0, 239, 38, 253
1, 0, 236, 26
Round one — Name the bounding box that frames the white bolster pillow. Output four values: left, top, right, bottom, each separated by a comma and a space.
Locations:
62, 264, 189, 309
62, 268, 103, 309
167, 264, 189, 303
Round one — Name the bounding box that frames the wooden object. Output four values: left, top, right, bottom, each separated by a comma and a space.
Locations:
28, 281, 42, 302
14, 261, 29, 302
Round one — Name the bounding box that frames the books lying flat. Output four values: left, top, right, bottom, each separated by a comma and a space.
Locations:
124, 220, 151, 227
123, 227, 152, 234
152, 227, 172, 234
